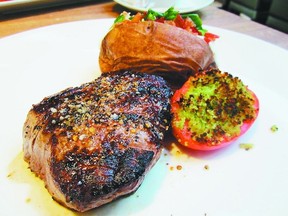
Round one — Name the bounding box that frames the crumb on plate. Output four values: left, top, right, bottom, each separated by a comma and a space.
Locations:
239, 143, 254, 151
270, 125, 278, 132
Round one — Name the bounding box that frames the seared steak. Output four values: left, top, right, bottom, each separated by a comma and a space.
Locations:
23, 71, 172, 212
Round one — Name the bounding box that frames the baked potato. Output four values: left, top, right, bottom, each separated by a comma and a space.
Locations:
99, 8, 217, 85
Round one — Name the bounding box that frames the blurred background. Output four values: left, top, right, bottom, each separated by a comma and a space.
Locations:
0, 0, 287, 33
217, 0, 287, 33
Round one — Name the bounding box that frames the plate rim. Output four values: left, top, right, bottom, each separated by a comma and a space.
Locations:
113, 0, 214, 13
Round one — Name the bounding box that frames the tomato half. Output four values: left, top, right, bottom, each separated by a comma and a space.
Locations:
171, 69, 259, 151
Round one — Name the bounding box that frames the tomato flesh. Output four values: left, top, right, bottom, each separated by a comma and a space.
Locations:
204, 32, 220, 43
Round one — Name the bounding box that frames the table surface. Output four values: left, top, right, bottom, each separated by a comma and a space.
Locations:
0, 1, 288, 50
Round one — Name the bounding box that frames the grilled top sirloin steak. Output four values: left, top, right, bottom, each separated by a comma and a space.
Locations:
23, 71, 172, 212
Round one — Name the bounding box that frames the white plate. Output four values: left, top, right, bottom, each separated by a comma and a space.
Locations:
0, 19, 288, 216
114, 0, 214, 13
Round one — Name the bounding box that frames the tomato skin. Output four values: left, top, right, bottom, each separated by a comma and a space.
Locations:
174, 14, 185, 28
171, 75, 259, 151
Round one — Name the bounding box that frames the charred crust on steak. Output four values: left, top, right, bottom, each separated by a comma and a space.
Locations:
32, 71, 172, 138
52, 147, 153, 206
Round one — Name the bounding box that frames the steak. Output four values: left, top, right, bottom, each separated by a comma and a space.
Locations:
23, 71, 172, 212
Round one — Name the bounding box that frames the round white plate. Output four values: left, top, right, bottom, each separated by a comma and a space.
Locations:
0, 19, 288, 216
114, 0, 214, 13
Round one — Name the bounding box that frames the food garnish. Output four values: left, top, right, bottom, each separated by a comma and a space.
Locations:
270, 125, 278, 132
171, 69, 259, 151
114, 7, 219, 43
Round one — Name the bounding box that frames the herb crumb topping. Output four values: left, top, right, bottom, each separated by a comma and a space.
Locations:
175, 69, 258, 145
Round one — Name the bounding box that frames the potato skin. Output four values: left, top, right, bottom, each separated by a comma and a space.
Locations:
99, 21, 216, 84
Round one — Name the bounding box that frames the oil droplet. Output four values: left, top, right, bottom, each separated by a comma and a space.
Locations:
8, 151, 77, 216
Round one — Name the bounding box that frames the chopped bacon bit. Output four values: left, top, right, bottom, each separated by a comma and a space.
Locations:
131, 12, 144, 22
